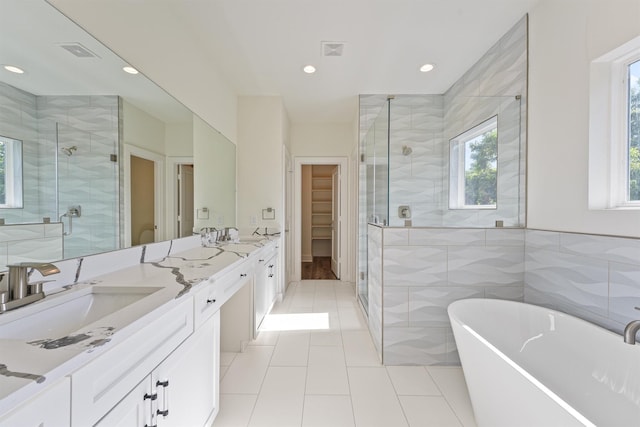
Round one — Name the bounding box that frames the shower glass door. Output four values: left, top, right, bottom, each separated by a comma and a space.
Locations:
358, 100, 390, 312
56, 122, 119, 258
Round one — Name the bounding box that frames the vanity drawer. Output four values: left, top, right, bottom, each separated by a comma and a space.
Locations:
194, 280, 222, 327
213, 260, 253, 304
70, 297, 194, 427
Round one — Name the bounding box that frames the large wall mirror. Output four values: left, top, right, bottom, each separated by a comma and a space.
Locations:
0, 0, 236, 268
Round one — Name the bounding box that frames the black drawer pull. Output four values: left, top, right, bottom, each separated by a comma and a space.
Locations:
156, 380, 169, 387
240, 273, 247, 277
206, 298, 216, 304
144, 393, 157, 401
157, 409, 169, 417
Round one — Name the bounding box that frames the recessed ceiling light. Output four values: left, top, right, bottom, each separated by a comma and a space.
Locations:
4, 65, 25, 74
123, 66, 139, 75
419, 63, 435, 73
303, 65, 316, 74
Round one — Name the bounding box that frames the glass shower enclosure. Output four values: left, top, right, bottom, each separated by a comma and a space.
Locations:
358, 95, 525, 310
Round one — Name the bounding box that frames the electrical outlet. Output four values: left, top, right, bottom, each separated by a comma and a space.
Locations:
217, 215, 224, 226
249, 215, 257, 226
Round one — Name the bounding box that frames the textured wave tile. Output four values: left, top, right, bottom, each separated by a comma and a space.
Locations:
383, 246, 447, 287
448, 246, 524, 287
409, 287, 483, 328
525, 229, 561, 250
383, 228, 409, 246
609, 261, 640, 324
524, 248, 608, 317
485, 228, 525, 246
383, 287, 409, 328
559, 233, 640, 266
384, 327, 451, 365
409, 228, 486, 246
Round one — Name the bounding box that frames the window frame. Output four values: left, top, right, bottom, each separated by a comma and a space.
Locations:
0, 135, 24, 209
449, 115, 498, 210
588, 35, 640, 210
623, 56, 640, 205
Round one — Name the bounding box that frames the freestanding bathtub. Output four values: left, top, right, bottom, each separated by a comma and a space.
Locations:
448, 299, 640, 427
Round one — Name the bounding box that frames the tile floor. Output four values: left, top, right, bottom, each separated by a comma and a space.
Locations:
213, 280, 478, 427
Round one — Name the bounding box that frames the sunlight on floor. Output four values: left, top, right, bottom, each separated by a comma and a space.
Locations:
259, 313, 330, 331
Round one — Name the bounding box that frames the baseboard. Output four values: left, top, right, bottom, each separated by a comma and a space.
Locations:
302, 254, 313, 263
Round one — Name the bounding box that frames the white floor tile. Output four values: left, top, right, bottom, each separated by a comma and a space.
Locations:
221, 346, 273, 394
342, 330, 381, 366
348, 367, 409, 427
399, 395, 462, 427
427, 367, 478, 427
269, 331, 310, 366
310, 330, 343, 346
213, 394, 257, 427
338, 307, 368, 330
387, 366, 442, 396
220, 352, 238, 367
308, 345, 346, 366
215, 281, 477, 427
305, 365, 350, 395
302, 395, 355, 427
251, 330, 280, 346
249, 367, 306, 427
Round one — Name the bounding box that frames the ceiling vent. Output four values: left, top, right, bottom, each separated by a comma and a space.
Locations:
58, 42, 100, 58
322, 41, 345, 57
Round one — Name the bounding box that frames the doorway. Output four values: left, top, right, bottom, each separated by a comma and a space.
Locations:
294, 157, 348, 282
124, 145, 164, 247
177, 164, 194, 237
301, 164, 338, 279
130, 155, 155, 246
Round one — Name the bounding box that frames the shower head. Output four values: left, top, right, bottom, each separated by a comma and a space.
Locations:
60, 146, 77, 156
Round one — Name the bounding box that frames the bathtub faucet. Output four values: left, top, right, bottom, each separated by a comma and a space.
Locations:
623, 308, 640, 344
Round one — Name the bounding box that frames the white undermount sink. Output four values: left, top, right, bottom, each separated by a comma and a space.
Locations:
0, 286, 162, 342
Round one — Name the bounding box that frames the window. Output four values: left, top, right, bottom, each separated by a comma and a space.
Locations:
628, 59, 640, 202
589, 35, 640, 209
0, 135, 23, 208
449, 116, 498, 209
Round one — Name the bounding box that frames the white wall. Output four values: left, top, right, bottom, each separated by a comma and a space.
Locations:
528, 0, 640, 237
290, 123, 355, 158
237, 96, 287, 232
122, 101, 166, 154
193, 116, 237, 231
165, 121, 194, 157
48, 0, 238, 143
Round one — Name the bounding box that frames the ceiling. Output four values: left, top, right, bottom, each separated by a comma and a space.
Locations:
46, 0, 540, 124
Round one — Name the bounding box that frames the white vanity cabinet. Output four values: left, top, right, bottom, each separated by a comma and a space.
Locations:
94, 310, 220, 427
0, 378, 70, 427
71, 297, 194, 427
254, 247, 279, 333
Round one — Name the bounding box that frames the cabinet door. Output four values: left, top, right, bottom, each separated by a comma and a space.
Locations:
0, 378, 70, 427
94, 377, 152, 427
254, 259, 268, 331
155, 312, 219, 427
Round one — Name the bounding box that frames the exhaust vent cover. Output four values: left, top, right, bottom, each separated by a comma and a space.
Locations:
322, 41, 345, 57
58, 42, 100, 58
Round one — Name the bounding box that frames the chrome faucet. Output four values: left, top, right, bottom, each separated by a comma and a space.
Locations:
624, 307, 640, 344
0, 262, 60, 313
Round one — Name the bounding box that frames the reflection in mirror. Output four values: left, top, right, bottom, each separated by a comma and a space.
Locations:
0, 135, 23, 209
0, 0, 236, 270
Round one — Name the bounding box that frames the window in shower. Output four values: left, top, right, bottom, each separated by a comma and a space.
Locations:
0, 135, 23, 208
449, 116, 498, 209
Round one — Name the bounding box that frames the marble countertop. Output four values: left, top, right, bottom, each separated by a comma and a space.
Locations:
0, 236, 277, 416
